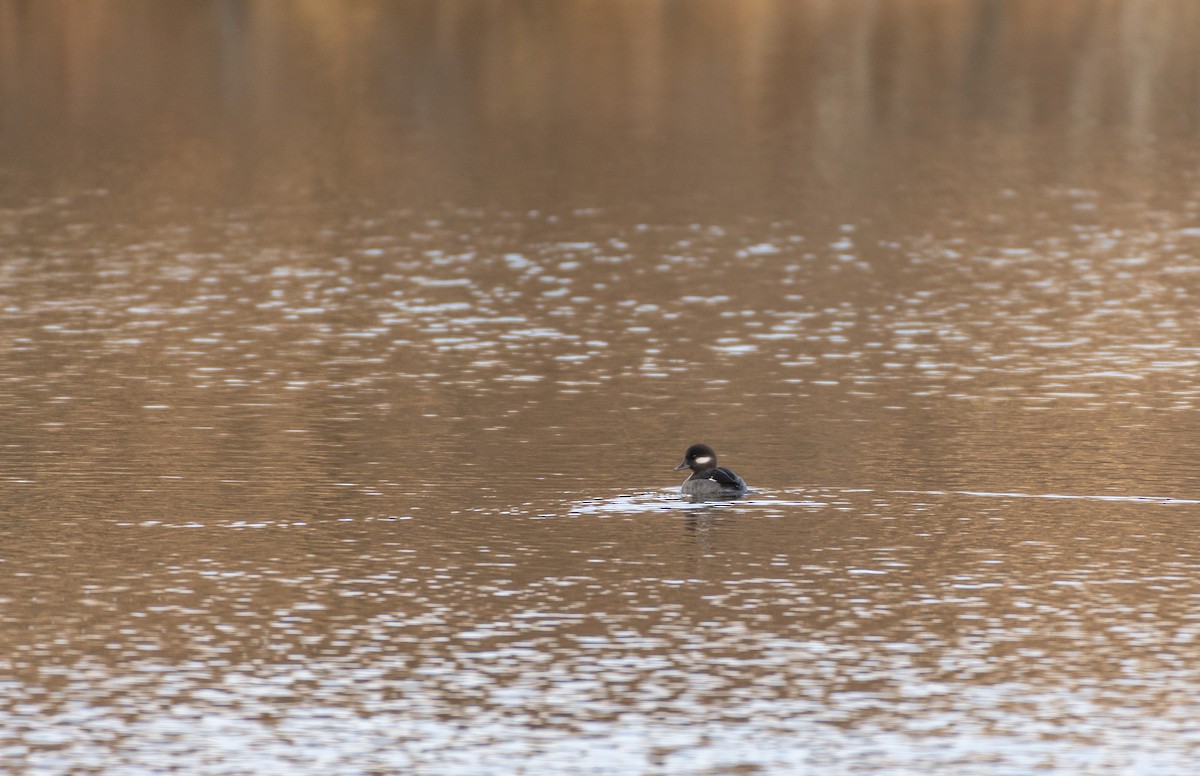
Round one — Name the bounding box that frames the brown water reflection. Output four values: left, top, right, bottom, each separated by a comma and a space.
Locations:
4, 1, 1200, 773
5, 0, 1200, 214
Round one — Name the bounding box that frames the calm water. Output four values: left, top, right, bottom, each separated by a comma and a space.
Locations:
4, 1, 1200, 773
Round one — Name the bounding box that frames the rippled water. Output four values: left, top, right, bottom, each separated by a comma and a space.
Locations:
5, 2, 1200, 773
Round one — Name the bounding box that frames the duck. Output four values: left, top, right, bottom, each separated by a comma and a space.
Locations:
674, 443, 748, 497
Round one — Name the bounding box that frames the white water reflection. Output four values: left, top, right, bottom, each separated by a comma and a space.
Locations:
566, 491, 831, 517
16, 670, 1198, 774
899, 489, 1200, 506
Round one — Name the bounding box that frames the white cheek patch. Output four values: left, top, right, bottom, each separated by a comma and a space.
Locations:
693, 456, 713, 465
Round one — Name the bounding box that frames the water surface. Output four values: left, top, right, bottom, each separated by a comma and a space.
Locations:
4, 2, 1200, 773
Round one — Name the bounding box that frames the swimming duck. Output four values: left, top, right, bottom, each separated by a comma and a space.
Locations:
674, 443, 748, 497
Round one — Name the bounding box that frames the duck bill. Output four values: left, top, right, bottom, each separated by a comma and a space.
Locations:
673, 460, 689, 471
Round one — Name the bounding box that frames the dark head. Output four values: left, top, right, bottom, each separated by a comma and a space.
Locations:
674, 443, 718, 472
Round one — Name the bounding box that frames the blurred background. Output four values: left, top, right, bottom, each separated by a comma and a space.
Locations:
5, 1, 1200, 214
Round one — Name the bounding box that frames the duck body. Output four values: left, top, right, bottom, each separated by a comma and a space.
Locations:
675, 443, 748, 497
